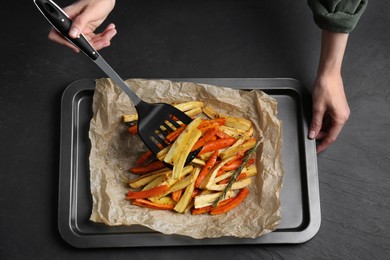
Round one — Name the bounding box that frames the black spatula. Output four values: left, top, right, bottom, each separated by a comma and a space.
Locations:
34, 0, 196, 159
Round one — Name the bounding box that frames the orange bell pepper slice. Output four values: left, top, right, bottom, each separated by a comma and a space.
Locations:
210, 187, 250, 215
132, 198, 174, 210
129, 160, 166, 174
126, 185, 170, 199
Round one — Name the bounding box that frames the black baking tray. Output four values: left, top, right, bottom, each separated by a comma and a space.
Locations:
59, 78, 320, 248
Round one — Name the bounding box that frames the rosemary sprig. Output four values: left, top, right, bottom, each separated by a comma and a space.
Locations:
212, 141, 260, 207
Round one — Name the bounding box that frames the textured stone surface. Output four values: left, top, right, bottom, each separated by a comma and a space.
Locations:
1, 0, 389, 259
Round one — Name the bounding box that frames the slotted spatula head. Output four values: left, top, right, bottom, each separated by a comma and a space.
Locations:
135, 100, 193, 155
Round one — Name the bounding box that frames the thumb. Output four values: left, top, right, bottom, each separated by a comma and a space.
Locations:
68, 13, 89, 38
65, 2, 96, 39
309, 107, 325, 139
64, 1, 115, 39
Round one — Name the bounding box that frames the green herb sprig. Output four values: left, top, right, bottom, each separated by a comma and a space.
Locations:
213, 141, 260, 207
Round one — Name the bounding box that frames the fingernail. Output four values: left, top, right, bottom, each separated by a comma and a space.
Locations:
69, 27, 79, 38
308, 130, 316, 139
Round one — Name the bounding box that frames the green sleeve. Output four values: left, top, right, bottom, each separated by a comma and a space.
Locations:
308, 0, 368, 33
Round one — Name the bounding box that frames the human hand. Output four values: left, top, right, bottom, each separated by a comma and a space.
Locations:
48, 0, 117, 52
309, 73, 350, 153
309, 30, 350, 153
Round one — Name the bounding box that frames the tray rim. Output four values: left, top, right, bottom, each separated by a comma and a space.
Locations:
58, 78, 320, 248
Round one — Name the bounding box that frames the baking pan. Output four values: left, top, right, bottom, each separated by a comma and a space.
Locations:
59, 78, 320, 247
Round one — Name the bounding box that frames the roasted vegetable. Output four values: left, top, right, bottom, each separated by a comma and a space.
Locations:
124, 101, 261, 215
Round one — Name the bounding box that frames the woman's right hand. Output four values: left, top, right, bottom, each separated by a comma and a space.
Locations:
48, 0, 117, 52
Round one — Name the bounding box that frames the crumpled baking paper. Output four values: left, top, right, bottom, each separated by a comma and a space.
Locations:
88, 78, 283, 239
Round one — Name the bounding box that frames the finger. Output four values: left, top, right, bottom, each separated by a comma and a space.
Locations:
68, 15, 88, 38
105, 23, 116, 31
69, 21, 116, 51
316, 123, 343, 153
60, 4, 84, 38
96, 24, 117, 43
308, 106, 325, 140
66, 4, 99, 38
315, 131, 328, 140
316, 115, 345, 153
48, 29, 80, 53
102, 23, 117, 39
314, 115, 332, 140
88, 24, 117, 50
90, 38, 111, 50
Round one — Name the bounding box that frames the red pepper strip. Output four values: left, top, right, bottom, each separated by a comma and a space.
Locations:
210, 188, 250, 215
216, 169, 225, 177
171, 189, 183, 202
247, 157, 255, 166
129, 160, 166, 174
217, 178, 230, 185
136, 141, 169, 166
191, 198, 235, 215
191, 189, 200, 198
198, 138, 236, 155
223, 155, 255, 171
166, 124, 187, 142
132, 198, 174, 210
195, 151, 219, 188
198, 119, 225, 132
215, 131, 232, 139
128, 125, 138, 135
126, 185, 170, 199
191, 127, 218, 152
209, 136, 218, 141
135, 150, 153, 166
221, 158, 244, 171
217, 172, 248, 185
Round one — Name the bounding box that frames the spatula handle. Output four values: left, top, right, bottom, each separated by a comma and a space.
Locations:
34, 0, 99, 60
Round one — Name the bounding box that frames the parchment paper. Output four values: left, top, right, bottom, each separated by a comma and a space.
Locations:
88, 78, 283, 239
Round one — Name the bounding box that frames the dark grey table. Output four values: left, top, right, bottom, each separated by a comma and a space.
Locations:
1, 0, 389, 259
